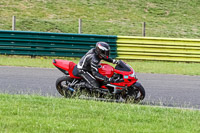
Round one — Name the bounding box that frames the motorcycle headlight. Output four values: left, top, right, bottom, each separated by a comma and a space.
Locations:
129, 72, 136, 78
126, 64, 137, 79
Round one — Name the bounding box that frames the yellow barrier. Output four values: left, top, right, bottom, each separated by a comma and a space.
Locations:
117, 36, 200, 62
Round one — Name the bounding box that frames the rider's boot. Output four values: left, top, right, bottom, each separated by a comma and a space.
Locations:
74, 82, 86, 88
75, 82, 95, 90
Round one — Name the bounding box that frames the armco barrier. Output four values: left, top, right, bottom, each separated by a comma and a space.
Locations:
1, 30, 200, 62
117, 36, 200, 62
0, 30, 117, 58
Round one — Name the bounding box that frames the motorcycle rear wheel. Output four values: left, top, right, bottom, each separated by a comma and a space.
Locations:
55, 76, 74, 98
126, 82, 145, 103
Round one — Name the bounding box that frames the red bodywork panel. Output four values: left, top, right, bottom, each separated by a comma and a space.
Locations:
98, 63, 114, 78
98, 63, 137, 87
52, 59, 80, 79
112, 68, 137, 87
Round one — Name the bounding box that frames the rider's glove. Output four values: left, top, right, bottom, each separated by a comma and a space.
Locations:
113, 59, 119, 64
108, 77, 113, 83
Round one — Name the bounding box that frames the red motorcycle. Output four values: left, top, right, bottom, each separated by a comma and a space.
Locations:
53, 59, 145, 103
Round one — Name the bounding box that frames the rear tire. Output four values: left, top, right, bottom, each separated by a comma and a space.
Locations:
56, 76, 73, 97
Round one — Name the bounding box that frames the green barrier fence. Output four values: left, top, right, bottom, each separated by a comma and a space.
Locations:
1, 30, 200, 62
0, 30, 117, 58
117, 36, 200, 62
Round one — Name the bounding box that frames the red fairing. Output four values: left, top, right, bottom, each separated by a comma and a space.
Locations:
53, 59, 75, 71
52, 59, 80, 79
112, 67, 137, 87
98, 63, 114, 78
99, 61, 138, 88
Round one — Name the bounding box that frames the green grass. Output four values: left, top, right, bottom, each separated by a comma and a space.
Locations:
0, 55, 78, 68
0, 94, 200, 133
1, 55, 200, 75
0, 0, 200, 38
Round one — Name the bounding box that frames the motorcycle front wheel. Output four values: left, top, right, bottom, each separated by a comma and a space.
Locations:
125, 82, 145, 103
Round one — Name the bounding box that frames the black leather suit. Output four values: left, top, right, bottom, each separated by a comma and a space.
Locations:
77, 48, 114, 89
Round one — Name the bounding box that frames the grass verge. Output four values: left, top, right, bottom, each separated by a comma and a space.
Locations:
0, 94, 200, 133
0, 0, 200, 38
0, 55, 200, 75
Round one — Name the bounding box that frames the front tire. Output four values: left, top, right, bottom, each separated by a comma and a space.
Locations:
126, 82, 145, 103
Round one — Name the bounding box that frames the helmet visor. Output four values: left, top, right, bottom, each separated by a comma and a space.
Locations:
100, 50, 110, 59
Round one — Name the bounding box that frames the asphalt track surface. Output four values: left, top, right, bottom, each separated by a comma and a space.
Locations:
0, 66, 200, 109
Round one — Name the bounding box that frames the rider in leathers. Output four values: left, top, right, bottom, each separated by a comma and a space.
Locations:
76, 42, 118, 90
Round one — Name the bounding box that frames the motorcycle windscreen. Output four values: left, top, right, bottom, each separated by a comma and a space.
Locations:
115, 60, 131, 72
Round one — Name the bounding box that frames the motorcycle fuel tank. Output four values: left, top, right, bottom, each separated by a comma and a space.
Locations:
98, 63, 114, 78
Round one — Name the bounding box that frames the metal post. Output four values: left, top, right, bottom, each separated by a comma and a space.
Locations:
12, 16, 16, 31
142, 22, 146, 37
79, 19, 82, 34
